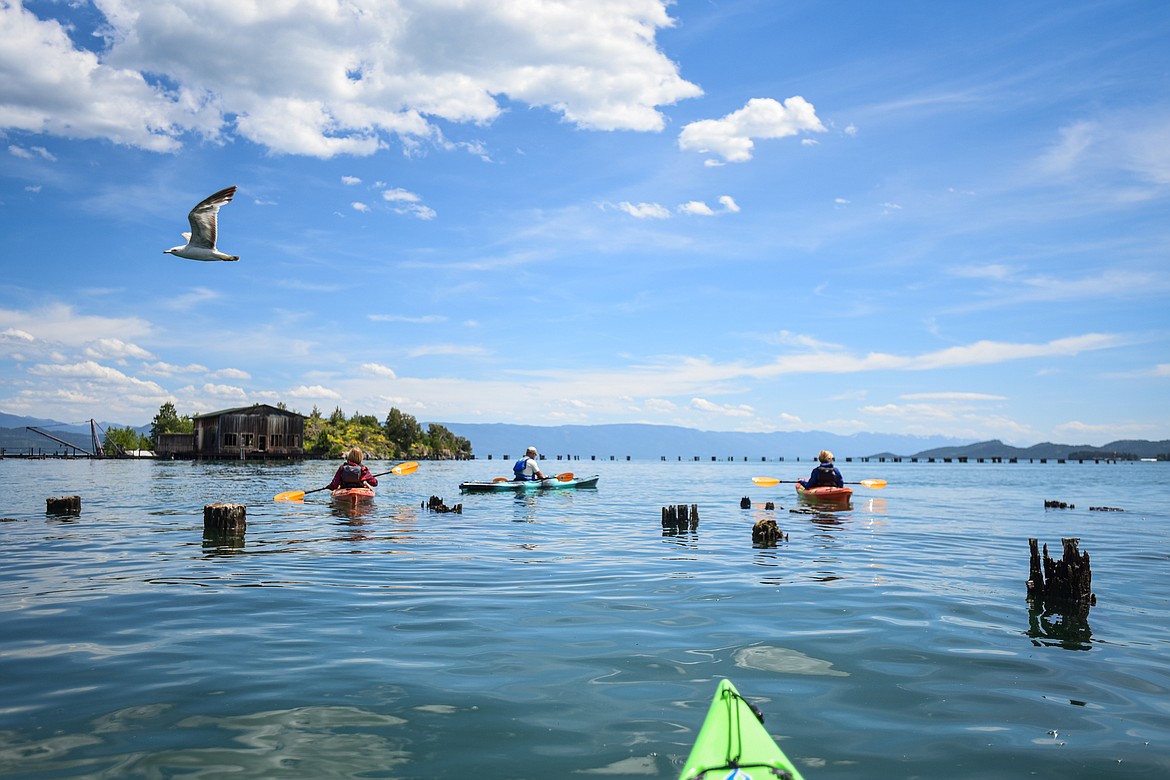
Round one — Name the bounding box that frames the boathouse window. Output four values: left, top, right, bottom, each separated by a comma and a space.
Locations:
223, 433, 238, 447
270, 434, 283, 447
242, 433, 254, 447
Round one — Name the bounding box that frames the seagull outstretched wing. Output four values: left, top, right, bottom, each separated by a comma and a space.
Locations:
187, 186, 236, 249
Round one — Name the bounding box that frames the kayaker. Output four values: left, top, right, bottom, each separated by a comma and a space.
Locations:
326, 447, 379, 490
513, 446, 548, 481
798, 449, 844, 489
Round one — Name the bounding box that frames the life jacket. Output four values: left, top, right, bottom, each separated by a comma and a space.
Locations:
814, 462, 842, 487
340, 462, 364, 487
513, 457, 533, 480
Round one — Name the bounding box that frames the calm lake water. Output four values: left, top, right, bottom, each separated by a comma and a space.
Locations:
2, 457, 1169, 779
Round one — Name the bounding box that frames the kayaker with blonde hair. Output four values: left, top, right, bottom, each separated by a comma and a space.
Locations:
513, 446, 548, 481
326, 446, 379, 491
798, 449, 844, 489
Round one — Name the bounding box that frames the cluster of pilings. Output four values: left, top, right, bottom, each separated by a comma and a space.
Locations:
1027, 538, 1095, 612
1026, 537, 1095, 647
423, 495, 463, 514
661, 504, 699, 532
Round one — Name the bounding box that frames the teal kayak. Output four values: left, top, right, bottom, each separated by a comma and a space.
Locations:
679, 679, 805, 780
458, 474, 600, 493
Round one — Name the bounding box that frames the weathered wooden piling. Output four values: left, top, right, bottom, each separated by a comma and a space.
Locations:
46, 495, 81, 515
740, 496, 751, 509
661, 504, 699, 531
203, 502, 246, 533
752, 517, 787, 545
764, 501, 775, 511
423, 495, 463, 514
1027, 537, 1095, 612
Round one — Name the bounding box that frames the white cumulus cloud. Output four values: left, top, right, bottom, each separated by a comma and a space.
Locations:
1, 1, 701, 157
679, 97, 825, 163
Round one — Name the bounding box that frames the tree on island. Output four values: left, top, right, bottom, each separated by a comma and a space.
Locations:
303, 406, 472, 459
104, 425, 152, 454
150, 402, 193, 445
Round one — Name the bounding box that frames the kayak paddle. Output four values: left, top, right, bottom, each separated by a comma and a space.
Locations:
752, 475, 887, 489
274, 460, 419, 501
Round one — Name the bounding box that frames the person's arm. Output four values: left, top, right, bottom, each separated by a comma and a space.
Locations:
363, 466, 378, 487
325, 466, 343, 490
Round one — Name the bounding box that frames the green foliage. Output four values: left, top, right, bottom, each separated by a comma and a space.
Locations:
104, 425, 152, 454
384, 408, 423, 455
150, 402, 193, 444
302, 406, 472, 460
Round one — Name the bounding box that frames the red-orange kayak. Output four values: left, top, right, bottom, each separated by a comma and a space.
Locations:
330, 487, 375, 506
795, 484, 852, 503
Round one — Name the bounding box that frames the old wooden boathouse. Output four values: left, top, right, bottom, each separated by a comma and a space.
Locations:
156, 404, 305, 460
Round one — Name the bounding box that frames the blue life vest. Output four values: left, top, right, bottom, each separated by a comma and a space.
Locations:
513, 457, 533, 480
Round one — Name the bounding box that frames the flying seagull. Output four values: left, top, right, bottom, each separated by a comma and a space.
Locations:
164, 186, 239, 261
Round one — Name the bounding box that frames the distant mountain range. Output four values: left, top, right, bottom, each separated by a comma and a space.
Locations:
0, 414, 148, 455
434, 422, 969, 460
894, 438, 1170, 461
3, 412, 1166, 461
435, 423, 1168, 461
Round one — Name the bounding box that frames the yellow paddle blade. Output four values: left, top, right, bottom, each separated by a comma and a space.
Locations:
859, 479, 887, 489
752, 476, 780, 487
556, 472, 574, 481
274, 490, 306, 501
392, 461, 419, 475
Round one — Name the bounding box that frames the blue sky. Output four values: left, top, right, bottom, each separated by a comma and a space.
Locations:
1, 0, 1168, 445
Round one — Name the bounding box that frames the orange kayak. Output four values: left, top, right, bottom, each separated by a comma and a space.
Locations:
330, 487, 375, 506
795, 484, 852, 503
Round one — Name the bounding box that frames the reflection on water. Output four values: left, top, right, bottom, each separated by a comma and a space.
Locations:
511, 493, 541, 523
0, 705, 412, 779
330, 498, 378, 523
734, 645, 849, 677
202, 529, 245, 554
1027, 605, 1093, 651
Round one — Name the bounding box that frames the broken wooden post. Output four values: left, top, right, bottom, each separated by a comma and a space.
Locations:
1027, 537, 1095, 611
204, 502, 246, 534
661, 504, 699, 531
46, 495, 81, 515
752, 517, 787, 546
740, 496, 751, 509
423, 495, 463, 514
